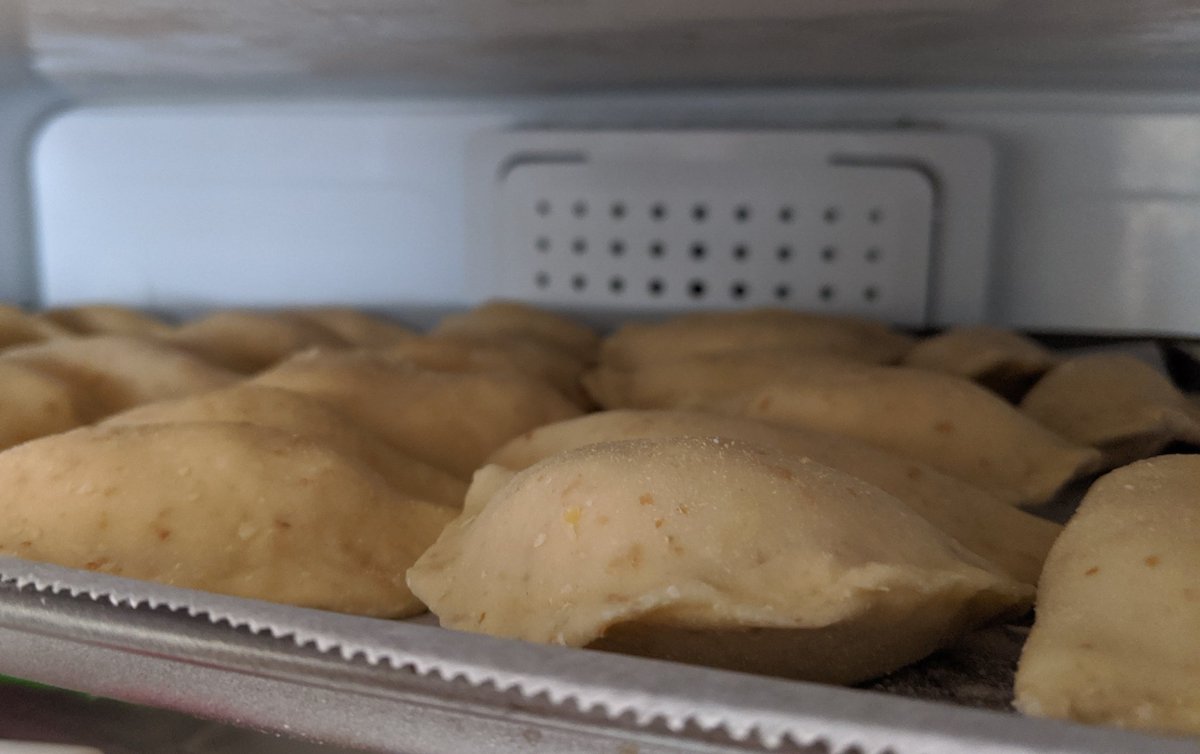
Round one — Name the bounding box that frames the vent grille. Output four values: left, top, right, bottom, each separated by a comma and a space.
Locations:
495, 162, 934, 323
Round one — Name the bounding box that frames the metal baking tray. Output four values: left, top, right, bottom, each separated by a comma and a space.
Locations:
0, 558, 1193, 754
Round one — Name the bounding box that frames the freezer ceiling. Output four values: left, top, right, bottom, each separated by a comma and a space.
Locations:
18, 0, 1200, 94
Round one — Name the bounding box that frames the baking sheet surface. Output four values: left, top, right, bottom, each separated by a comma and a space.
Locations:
0, 556, 1193, 754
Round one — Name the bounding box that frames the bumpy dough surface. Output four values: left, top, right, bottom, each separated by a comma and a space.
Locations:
0, 362, 86, 450
431, 300, 599, 362
708, 362, 1100, 506
487, 410, 1062, 585
902, 326, 1057, 400
288, 307, 417, 347
1015, 455, 1200, 736
381, 337, 589, 406
104, 384, 467, 508
167, 310, 350, 373
1021, 353, 1200, 468
599, 309, 914, 369
41, 304, 174, 337
0, 304, 72, 350
0, 422, 456, 617
254, 349, 582, 478
586, 349, 859, 409
409, 437, 1032, 684
2, 335, 238, 421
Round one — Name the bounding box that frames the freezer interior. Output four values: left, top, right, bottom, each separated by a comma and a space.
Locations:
1, 2, 1200, 752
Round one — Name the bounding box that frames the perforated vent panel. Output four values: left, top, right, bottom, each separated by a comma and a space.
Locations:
495, 162, 933, 323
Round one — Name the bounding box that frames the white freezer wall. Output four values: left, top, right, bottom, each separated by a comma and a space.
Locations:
32, 90, 1200, 335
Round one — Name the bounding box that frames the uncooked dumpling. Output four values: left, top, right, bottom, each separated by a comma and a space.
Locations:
585, 349, 856, 409
0, 304, 71, 350
168, 310, 350, 373
289, 307, 417, 348
487, 409, 1062, 585
713, 362, 1101, 506
0, 362, 86, 450
431, 300, 599, 362
0, 422, 455, 617
1020, 353, 1200, 468
381, 337, 590, 406
104, 384, 467, 508
2, 335, 239, 421
599, 309, 914, 369
41, 304, 173, 337
254, 349, 583, 478
902, 326, 1057, 400
1015, 455, 1200, 736
409, 437, 1032, 684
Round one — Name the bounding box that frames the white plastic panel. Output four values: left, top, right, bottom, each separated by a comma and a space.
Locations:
470, 130, 993, 326
33, 105, 510, 308
28, 93, 1200, 337
494, 161, 933, 324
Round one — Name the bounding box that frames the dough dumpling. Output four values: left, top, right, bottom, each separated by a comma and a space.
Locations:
902, 326, 1058, 400
717, 363, 1101, 506
1021, 353, 1200, 468
488, 410, 1062, 585
2, 335, 239, 421
409, 437, 1033, 684
599, 309, 914, 369
41, 304, 173, 337
0, 362, 86, 450
168, 310, 350, 373
0, 304, 71, 350
104, 384, 467, 508
289, 307, 417, 347
381, 337, 589, 406
431, 300, 598, 362
254, 350, 583, 478
585, 349, 855, 409
1015, 455, 1200, 736
0, 422, 455, 617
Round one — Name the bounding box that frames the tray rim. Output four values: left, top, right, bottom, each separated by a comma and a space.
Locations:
0, 557, 1192, 754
